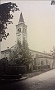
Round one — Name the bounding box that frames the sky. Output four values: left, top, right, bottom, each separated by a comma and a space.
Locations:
1, 0, 55, 53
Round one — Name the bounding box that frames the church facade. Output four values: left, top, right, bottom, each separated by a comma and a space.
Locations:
1, 13, 54, 70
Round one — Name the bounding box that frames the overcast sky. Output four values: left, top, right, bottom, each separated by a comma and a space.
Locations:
1, 0, 55, 53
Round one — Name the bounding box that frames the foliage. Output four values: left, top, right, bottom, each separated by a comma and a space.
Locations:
51, 47, 55, 58
51, 0, 55, 5
9, 41, 32, 66
0, 2, 19, 41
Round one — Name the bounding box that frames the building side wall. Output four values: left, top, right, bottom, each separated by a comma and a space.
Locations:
30, 50, 53, 70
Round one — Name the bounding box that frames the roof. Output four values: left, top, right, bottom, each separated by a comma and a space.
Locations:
19, 12, 24, 23
1, 49, 10, 53
30, 49, 52, 57
30, 49, 53, 59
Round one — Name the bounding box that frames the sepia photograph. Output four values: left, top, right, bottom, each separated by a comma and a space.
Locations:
0, 0, 55, 90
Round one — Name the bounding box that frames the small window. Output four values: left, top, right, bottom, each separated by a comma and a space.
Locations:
41, 61, 44, 65
18, 28, 21, 32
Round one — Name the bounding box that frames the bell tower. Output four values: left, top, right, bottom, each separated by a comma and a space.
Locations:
16, 12, 27, 45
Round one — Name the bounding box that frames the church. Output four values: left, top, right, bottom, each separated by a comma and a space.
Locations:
1, 12, 54, 70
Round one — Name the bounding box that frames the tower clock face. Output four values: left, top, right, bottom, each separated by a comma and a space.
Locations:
18, 28, 21, 32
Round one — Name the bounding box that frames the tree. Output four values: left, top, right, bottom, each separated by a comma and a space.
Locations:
51, 0, 55, 5
51, 47, 55, 58
0, 2, 19, 59
9, 41, 33, 72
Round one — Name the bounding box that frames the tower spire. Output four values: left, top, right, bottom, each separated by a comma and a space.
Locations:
19, 12, 24, 23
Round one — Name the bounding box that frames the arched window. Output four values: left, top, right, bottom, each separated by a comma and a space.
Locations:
18, 28, 21, 32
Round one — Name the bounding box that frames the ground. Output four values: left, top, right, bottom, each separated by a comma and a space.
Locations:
0, 69, 55, 90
